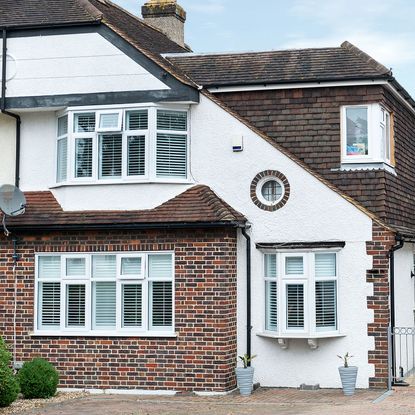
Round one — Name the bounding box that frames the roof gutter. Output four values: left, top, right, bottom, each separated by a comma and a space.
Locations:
1, 28, 21, 187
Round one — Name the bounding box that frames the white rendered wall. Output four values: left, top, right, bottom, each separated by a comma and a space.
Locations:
0, 114, 16, 185
17, 94, 375, 388
1, 32, 169, 98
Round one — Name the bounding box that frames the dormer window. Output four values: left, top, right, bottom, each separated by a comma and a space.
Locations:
56, 105, 189, 185
341, 104, 394, 168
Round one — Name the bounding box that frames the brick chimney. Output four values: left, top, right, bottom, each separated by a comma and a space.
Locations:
142, 0, 186, 48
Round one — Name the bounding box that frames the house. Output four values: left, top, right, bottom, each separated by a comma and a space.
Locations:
0, 0, 414, 393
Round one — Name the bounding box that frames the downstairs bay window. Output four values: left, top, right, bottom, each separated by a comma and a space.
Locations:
341, 103, 394, 168
56, 105, 189, 185
35, 252, 174, 336
264, 252, 338, 337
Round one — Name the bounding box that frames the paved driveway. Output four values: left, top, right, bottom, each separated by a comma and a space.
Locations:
5, 388, 415, 415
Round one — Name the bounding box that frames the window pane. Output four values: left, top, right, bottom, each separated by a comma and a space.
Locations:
39, 282, 60, 328
151, 281, 173, 327
316, 281, 337, 330
74, 113, 95, 133
121, 257, 142, 276
286, 284, 304, 329
285, 257, 303, 275
261, 180, 283, 202
99, 113, 120, 130
265, 280, 277, 331
93, 282, 116, 329
57, 137, 68, 183
58, 115, 68, 137
127, 135, 145, 176
315, 253, 336, 277
92, 255, 116, 278
122, 284, 142, 327
157, 110, 187, 131
346, 107, 368, 156
149, 254, 172, 279
156, 133, 187, 178
38, 256, 61, 279
75, 137, 93, 178
66, 284, 86, 327
66, 257, 86, 277
264, 254, 277, 278
99, 134, 122, 178
127, 110, 148, 130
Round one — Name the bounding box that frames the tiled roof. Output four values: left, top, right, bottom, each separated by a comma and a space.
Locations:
6, 185, 246, 230
167, 42, 392, 87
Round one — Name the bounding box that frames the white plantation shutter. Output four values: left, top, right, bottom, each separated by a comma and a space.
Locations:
127, 110, 148, 130
150, 281, 173, 328
121, 257, 143, 277
75, 137, 93, 178
286, 284, 304, 329
265, 281, 277, 331
92, 255, 116, 278
66, 257, 86, 277
38, 256, 61, 279
93, 282, 116, 329
57, 138, 68, 182
285, 256, 304, 275
265, 254, 277, 278
58, 115, 68, 137
157, 110, 187, 131
316, 281, 337, 330
149, 255, 172, 278
315, 253, 336, 277
99, 134, 122, 178
122, 284, 143, 327
74, 113, 95, 132
127, 136, 145, 176
156, 134, 187, 178
66, 284, 86, 327
39, 282, 60, 328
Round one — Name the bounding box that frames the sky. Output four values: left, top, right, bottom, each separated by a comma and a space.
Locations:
114, 0, 415, 97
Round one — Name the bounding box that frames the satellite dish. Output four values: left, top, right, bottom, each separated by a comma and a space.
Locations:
0, 184, 26, 217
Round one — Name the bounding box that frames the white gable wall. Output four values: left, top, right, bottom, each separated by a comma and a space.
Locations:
1, 32, 169, 98
16, 93, 375, 388
0, 113, 16, 185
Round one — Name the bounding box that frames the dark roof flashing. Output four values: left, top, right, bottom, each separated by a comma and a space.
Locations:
340, 40, 392, 77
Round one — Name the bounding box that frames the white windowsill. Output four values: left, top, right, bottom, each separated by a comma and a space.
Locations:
50, 179, 194, 189
29, 331, 178, 338
257, 331, 345, 339
331, 162, 396, 175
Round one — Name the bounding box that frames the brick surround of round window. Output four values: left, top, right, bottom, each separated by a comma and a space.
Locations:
250, 170, 290, 211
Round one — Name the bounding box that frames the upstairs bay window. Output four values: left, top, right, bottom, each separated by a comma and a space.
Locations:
36, 252, 174, 336
341, 104, 394, 166
56, 106, 189, 184
264, 252, 338, 337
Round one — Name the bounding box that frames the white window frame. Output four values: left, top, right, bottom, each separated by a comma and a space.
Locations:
56, 115, 69, 183
34, 251, 175, 337
263, 250, 340, 338
341, 103, 393, 166
54, 104, 191, 187
96, 110, 123, 132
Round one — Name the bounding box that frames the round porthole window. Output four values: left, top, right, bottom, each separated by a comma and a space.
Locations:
250, 170, 290, 211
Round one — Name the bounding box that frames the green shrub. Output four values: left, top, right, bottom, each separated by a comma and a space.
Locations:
0, 365, 19, 407
18, 358, 59, 399
0, 337, 11, 367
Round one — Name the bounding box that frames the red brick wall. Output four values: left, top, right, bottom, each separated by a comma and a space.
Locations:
0, 228, 238, 392
367, 223, 395, 388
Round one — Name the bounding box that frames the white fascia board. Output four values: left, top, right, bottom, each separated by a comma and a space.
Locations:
208, 79, 389, 93
384, 82, 415, 116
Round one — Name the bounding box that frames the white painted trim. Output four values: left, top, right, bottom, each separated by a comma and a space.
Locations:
257, 332, 345, 339
208, 79, 389, 93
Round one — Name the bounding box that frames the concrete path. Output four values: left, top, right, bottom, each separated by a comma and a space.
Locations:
9, 387, 415, 415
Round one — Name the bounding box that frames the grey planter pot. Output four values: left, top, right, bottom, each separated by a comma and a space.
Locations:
235, 367, 254, 396
338, 366, 358, 396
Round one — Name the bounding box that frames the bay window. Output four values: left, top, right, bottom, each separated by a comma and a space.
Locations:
341, 103, 394, 166
36, 252, 174, 336
264, 251, 338, 336
56, 105, 189, 184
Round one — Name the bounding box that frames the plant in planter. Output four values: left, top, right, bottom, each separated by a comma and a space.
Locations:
235, 354, 257, 396
337, 352, 358, 396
